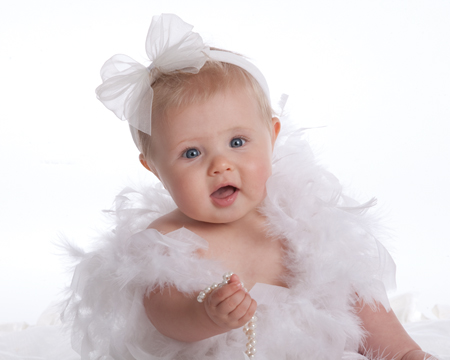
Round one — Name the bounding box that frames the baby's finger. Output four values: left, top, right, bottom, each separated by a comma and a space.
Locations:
228, 273, 241, 285
239, 300, 257, 329
208, 281, 242, 307
231, 296, 257, 325
215, 288, 248, 315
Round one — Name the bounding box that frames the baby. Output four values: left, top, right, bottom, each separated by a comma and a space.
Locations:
139, 61, 282, 342
63, 14, 436, 360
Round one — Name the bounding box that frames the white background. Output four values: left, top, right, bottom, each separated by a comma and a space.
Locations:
1, 0, 449, 324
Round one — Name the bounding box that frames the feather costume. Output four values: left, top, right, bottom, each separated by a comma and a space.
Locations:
61, 123, 397, 360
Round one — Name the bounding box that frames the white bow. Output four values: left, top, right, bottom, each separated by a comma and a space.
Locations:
95, 14, 209, 136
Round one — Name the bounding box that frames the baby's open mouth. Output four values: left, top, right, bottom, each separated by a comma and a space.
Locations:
211, 185, 237, 199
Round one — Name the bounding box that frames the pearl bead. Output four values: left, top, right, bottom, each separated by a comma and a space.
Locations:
246, 330, 256, 338
223, 271, 233, 282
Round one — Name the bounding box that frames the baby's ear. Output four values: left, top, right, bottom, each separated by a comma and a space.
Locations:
271, 117, 281, 146
139, 154, 159, 178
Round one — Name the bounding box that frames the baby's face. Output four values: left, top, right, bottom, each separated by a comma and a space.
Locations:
147, 87, 279, 224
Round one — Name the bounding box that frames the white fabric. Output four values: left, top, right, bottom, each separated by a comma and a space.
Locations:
2, 305, 448, 359
0, 304, 79, 360
96, 14, 209, 137
96, 13, 271, 148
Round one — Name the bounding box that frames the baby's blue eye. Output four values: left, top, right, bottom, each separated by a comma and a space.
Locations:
230, 138, 245, 148
183, 148, 200, 159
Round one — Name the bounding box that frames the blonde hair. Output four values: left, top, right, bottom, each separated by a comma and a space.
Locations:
139, 54, 273, 158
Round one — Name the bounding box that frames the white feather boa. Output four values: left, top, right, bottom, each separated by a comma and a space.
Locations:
61, 121, 396, 360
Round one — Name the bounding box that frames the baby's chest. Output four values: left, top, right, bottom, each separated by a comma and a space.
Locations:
206, 234, 288, 290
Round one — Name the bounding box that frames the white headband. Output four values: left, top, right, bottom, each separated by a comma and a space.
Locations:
95, 14, 271, 150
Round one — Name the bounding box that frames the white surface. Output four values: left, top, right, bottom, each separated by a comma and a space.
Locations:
1, 0, 449, 324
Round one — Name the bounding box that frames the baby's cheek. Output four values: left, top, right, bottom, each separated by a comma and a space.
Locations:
165, 177, 197, 210
245, 159, 272, 192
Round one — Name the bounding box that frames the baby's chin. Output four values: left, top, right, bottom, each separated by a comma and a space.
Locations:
184, 206, 265, 226
186, 213, 239, 225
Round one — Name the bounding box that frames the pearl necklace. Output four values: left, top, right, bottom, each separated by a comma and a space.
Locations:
197, 272, 258, 359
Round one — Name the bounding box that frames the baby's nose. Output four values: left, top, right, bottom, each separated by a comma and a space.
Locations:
208, 155, 234, 175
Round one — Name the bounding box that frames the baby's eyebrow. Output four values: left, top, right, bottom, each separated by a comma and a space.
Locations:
228, 126, 254, 133
171, 136, 202, 149
170, 126, 256, 150
168, 136, 204, 154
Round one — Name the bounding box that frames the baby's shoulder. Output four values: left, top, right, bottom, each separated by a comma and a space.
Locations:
147, 210, 211, 258
147, 209, 186, 234
147, 208, 207, 236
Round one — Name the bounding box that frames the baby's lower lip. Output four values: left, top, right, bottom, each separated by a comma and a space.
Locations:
210, 186, 239, 207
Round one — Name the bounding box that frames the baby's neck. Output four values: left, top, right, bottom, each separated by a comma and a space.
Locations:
152, 207, 265, 234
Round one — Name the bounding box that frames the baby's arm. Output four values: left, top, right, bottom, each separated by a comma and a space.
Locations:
144, 274, 257, 342
356, 300, 436, 359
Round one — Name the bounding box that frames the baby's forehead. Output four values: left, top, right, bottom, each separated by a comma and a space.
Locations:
167, 87, 259, 122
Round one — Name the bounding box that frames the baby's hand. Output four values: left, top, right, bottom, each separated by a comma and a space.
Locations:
204, 274, 257, 330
